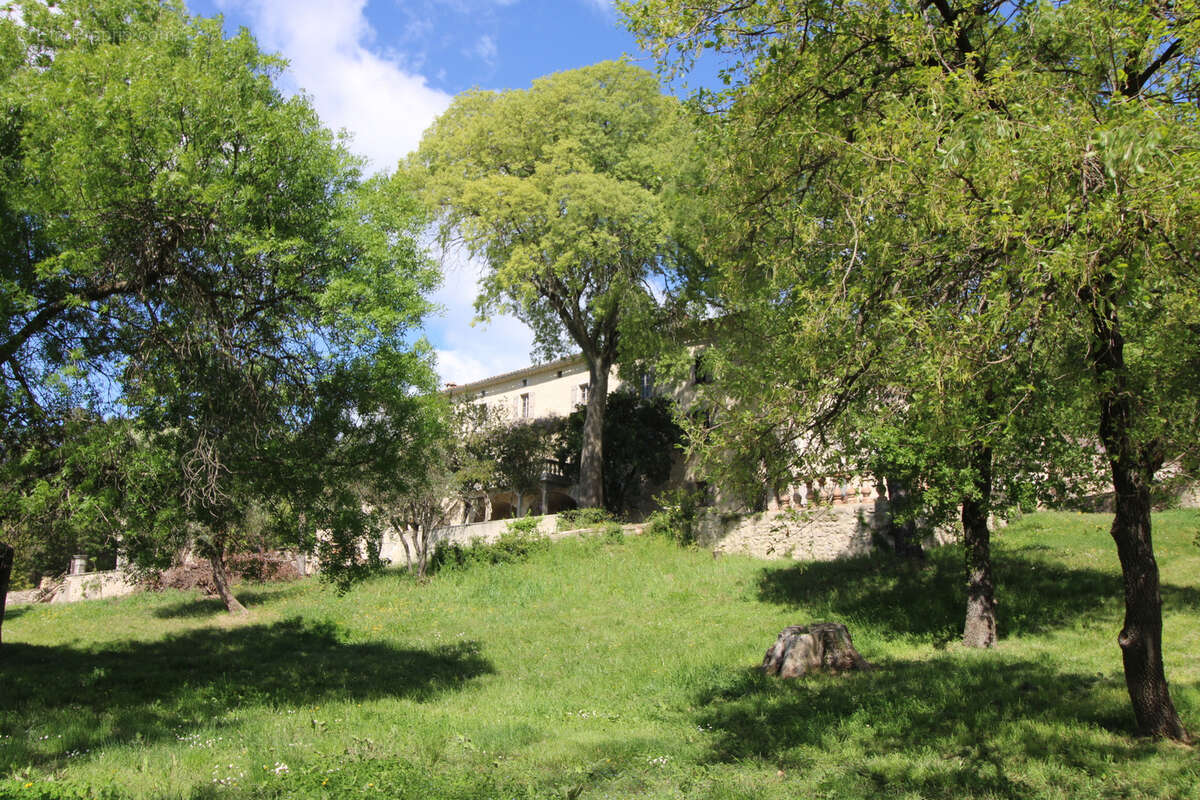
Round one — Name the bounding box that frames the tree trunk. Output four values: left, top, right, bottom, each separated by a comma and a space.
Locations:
415, 524, 430, 579
961, 444, 997, 648
399, 527, 414, 572
1101, 417, 1186, 739
1106, 464, 1187, 740
0, 541, 13, 647
884, 475, 924, 559
1087, 288, 1188, 741
578, 359, 610, 509
208, 551, 247, 615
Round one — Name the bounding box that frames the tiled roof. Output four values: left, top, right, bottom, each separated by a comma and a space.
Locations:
445, 353, 586, 396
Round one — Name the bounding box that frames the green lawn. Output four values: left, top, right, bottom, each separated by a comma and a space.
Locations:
3, 511, 1198, 799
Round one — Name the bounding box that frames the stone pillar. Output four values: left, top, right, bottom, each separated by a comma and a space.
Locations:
69, 554, 88, 575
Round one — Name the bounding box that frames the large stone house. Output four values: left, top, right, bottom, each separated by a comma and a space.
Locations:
443, 351, 886, 522
444, 354, 629, 520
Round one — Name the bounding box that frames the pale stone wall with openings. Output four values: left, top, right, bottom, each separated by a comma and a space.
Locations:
446, 355, 628, 422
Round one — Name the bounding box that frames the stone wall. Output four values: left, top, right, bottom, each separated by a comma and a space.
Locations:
696, 502, 891, 561
380, 514, 568, 566
20, 570, 141, 605
699, 500, 984, 562
400, 502, 959, 566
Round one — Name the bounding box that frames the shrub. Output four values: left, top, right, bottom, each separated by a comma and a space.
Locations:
505, 515, 542, 536
556, 507, 615, 532
431, 527, 549, 572
599, 520, 625, 542
645, 488, 703, 546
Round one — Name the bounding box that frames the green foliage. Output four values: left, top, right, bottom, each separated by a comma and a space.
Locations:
555, 507, 615, 531
598, 520, 626, 543
644, 487, 703, 546
0, 0, 440, 599
620, 0, 1200, 505
557, 389, 687, 515
553, 507, 626, 545
430, 528, 549, 572
623, 0, 1200, 731
486, 416, 566, 509
505, 516, 542, 536
410, 60, 690, 363
356, 396, 489, 582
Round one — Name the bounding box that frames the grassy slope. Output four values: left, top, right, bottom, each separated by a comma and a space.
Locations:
2, 510, 1198, 799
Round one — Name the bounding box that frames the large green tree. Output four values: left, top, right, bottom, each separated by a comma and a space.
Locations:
409, 61, 694, 509
557, 388, 686, 516
0, 0, 439, 617
622, 0, 1199, 739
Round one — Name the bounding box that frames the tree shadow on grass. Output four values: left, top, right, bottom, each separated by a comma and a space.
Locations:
693, 657, 1196, 799
756, 543, 1200, 644
0, 618, 493, 772
150, 583, 308, 619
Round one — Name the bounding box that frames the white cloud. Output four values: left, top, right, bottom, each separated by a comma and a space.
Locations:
212, 0, 537, 385
218, 0, 452, 174
428, 247, 536, 386
473, 34, 497, 65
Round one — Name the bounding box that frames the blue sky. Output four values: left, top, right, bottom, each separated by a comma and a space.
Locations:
184, 0, 664, 386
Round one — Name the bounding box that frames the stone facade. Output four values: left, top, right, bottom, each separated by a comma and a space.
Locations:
446, 354, 629, 422
697, 503, 887, 560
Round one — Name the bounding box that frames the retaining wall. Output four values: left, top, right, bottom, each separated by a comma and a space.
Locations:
697, 503, 888, 560
18, 570, 141, 605
697, 501, 959, 561
380, 514, 568, 566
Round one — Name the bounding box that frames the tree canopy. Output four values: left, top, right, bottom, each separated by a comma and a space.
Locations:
621, 0, 1200, 739
409, 60, 695, 508
0, 0, 440, 617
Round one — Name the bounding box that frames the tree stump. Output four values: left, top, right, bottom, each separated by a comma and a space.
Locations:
762, 622, 872, 678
